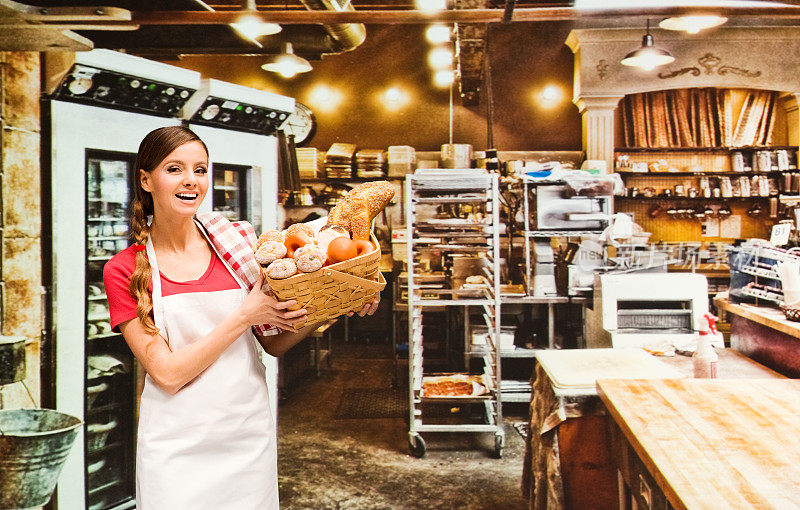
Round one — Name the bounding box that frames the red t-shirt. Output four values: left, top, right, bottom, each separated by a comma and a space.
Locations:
103, 245, 240, 332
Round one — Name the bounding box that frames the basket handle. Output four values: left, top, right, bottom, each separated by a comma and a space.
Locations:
322, 268, 386, 292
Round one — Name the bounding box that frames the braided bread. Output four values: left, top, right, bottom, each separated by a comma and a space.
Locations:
326, 181, 395, 240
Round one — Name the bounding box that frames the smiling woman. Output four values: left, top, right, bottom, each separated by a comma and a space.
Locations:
101, 125, 329, 510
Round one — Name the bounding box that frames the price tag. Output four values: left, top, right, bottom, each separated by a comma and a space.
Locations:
770, 223, 792, 246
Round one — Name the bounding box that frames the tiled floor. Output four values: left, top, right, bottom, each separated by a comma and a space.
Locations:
276, 342, 529, 510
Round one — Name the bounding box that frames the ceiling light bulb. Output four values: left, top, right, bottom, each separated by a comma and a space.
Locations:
659, 15, 727, 34
428, 47, 454, 69
433, 70, 455, 87
385, 87, 402, 103
539, 85, 563, 104
415, 0, 448, 13
426, 25, 452, 44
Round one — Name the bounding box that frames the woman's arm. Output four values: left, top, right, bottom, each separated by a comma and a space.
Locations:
256, 323, 322, 358
120, 273, 307, 394
256, 290, 382, 357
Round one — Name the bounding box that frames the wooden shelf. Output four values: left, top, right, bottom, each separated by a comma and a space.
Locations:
616, 171, 786, 177
616, 196, 771, 201
300, 176, 403, 183
615, 146, 798, 153
668, 263, 729, 276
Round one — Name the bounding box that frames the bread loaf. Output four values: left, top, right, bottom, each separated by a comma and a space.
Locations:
326, 181, 395, 240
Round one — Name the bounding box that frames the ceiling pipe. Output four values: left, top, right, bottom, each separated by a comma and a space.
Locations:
297, 0, 366, 53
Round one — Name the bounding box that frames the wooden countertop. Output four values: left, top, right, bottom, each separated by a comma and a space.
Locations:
598, 378, 800, 510
714, 293, 800, 338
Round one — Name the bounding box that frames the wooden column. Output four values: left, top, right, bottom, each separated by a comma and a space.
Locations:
783, 93, 800, 146
575, 95, 622, 173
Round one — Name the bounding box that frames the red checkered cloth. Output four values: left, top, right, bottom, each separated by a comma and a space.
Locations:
196, 212, 279, 337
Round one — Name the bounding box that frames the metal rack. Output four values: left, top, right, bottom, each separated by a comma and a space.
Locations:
405, 171, 504, 458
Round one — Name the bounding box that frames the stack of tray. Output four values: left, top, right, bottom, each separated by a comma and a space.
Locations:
325, 143, 355, 179
296, 148, 322, 179
355, 149, 385, 178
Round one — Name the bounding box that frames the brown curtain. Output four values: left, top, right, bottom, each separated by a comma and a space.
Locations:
620, 88, 779, 148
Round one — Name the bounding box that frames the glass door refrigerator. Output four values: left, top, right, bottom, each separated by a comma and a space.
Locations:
212, 163, 252, 227
84, 151, 136, 510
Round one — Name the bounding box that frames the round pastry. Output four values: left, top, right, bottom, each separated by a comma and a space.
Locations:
255, 230, 284, 251
293, 244, 326, 273
255, 241, 287, 266
316, 224, 350, 254
284, 233, 313, 258
353, 239, 375, 257
265, 258, 298, 279
284, 223, 316, 240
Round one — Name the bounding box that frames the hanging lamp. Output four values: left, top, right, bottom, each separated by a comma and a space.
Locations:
659, 15, 727, 34
262, 42, 313, 78
620, 20, 675, 71
230, 0, 282, 48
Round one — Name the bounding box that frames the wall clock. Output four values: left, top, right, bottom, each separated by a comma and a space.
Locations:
281, 102, 316, 146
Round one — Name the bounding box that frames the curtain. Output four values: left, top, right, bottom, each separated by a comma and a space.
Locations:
621, 88, 779, 148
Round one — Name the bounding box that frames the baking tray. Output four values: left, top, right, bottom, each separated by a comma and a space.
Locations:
419, 373, 493, 401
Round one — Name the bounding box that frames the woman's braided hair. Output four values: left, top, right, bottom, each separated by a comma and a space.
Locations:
128, 126, 208, 334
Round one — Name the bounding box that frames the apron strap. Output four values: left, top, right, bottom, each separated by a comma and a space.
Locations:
145, 236, 167, 335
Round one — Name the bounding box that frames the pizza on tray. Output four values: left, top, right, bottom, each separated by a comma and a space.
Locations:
421, 374, 488, 398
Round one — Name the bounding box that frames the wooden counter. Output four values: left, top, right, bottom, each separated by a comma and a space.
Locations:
524, 349, 783, 510
598, 378, 800, 510
714, 293, 800, 377
714, 294, 800, 338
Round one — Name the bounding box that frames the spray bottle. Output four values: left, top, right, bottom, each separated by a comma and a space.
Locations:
693, 313, 719, 378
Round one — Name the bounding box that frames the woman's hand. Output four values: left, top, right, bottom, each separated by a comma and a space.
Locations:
348, 290, 381, 318
240, 272, 307, 332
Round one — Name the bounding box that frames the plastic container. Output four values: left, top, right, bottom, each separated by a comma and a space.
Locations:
693, 313, 719, 379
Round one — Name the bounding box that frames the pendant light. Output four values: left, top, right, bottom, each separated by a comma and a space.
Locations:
262, 42, 313, 78
620, 20, 675, 72
230, 0, 282, 48
659, 15, 727, 34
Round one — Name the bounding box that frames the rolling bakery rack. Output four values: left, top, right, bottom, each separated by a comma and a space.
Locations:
405, 170, 504, 458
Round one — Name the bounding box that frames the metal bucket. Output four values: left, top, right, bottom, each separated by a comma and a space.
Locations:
0, 409, 82, 510
0, 336, 26, 385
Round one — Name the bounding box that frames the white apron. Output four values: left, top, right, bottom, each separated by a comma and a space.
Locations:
136, 224, 279, 510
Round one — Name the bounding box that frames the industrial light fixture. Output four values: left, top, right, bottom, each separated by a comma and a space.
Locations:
620, 20, 675, 71
659, 15, 727, 34
230, 0, 282, 48
262, 42, 313, 78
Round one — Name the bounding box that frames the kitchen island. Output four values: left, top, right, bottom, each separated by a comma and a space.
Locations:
598, 378, 800, 509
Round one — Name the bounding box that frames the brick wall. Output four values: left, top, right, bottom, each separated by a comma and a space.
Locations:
0, 51, 42, 408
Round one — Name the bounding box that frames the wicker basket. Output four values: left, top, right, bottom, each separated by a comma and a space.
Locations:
265, 235, 386, 329
782, 305, 800, 322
